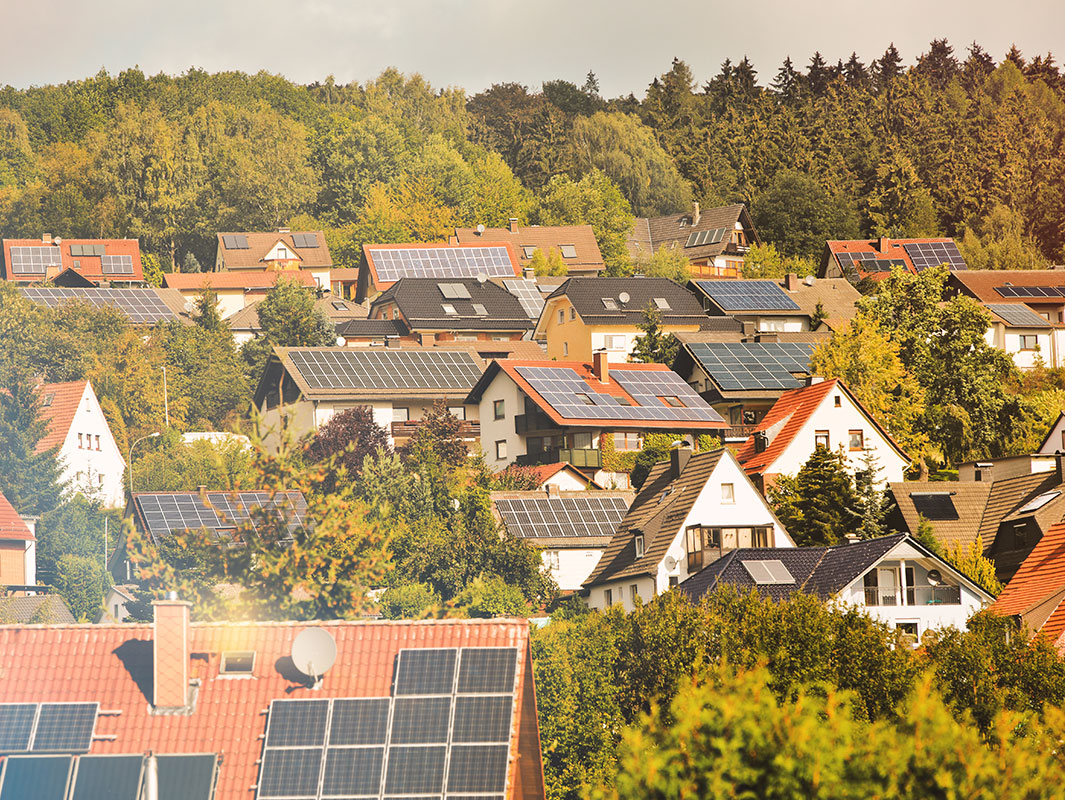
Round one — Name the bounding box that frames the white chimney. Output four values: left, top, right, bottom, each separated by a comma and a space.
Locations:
691, 202, 701, 227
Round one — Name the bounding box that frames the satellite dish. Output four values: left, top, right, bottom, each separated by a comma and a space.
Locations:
664, 555, 678, 571
926, 569, 942, 586
618, 292, 630, 304
803, 275, 815, 286
53, 236, 63, 245
291, 628, 337, 684
477, 272, 488, 283
476, 224, 486, 235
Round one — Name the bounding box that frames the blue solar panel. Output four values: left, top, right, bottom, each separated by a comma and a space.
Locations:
696, 281, 800, 312
902, 241, 967, 271
985, 304, 1050, 328
368, 246, 516, 282
688, 342, 815, 391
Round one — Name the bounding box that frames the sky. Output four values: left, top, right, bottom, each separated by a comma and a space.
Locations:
5, 0, 1064, 97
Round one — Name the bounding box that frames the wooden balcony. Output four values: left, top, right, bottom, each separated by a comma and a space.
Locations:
391, 420, 480, 441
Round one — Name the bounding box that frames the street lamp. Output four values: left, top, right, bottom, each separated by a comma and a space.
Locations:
128, 433, 161, 496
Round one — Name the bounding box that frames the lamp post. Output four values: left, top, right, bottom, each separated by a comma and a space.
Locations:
128, 432, 161, 496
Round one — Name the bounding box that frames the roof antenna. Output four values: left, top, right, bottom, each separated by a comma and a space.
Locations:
290, 628, 337, 689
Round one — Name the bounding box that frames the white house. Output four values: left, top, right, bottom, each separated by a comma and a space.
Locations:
583, 447, 793, 612
736, 377, 910, 492
679, 533, 996, 640
38, 381, 126, 507
982, 304, 1065, 370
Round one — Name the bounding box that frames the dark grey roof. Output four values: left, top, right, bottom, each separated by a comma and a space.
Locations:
0, 594, 76, 624
547, 277, 710, 326
282, 348, 485, 394
685, 341, 815, 391
336, 319, 409, 337
372, 278, 532, 331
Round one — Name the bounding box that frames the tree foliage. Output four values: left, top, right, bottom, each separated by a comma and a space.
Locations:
769, 447, 859, 546
304, 406, 391, 492
630, 303, 679, 365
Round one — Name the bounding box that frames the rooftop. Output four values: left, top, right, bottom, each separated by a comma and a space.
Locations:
216, 230, 333, 269
626, 204, 758, 262
362, 242, 522, 291
454, 224, 604, 273
2, 238, 144, 283
490, 490, 633, 547
163, 271, 317, 291
825, 237, 967, 281
35, 381, 89, 454
541, 277, 710, 327
372, 278, 533, 331
992, 521, 1065, 644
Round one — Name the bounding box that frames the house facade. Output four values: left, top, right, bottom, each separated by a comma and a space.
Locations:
626, 203, 759, 279
0, 491, 35, 588
163, 270, 318, 318
214, 229, 333, 287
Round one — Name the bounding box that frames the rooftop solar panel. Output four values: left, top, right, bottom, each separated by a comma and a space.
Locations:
445, 745, 509, 794
222, 234, 249, 249
985, 303, 1050, 328
457, 649, 517, 695
31, 703, 98, 753
20, 288, 177, 324
394, 649, 457, 696
685, 227, 727, 248
902, 241, 967, 271
452, 696, 513, 743
321, 746, 383, 796
994, 285, 1065, 298
696, 280, 800, 312
0, 704, 37, 752
390, 697, 452, 744
287, 349, 484, 393
502, 278, 546, 319
134, 491, 308, 543
383, 746, 447, 795
687, 342, 815, 392
368, 246, 516, 282
494, 495, 629, 540
265, 699, 330, 748
100, 254, 135, 275
0, 755, 72, 800
9, 246, 61, 275
157, 755, 217, 800
258, 748, 323, 798
329, 699, 390, 746
292, 233, 318, 249
910, 493, 959, 521
70, 755, 143, 800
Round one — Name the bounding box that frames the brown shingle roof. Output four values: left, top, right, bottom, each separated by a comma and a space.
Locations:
886, 481, 993, 551
225, 294, 367, 331
948, 270, 1065, 304
216, 231, 332, 269
776, 277, 861, 330
627, 204, 758, 262
454, 225, 604, 273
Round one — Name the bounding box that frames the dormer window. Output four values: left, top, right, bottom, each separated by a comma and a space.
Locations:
654, 298, 671, 310
220, 650, 255, 675
635, 535, 645, 557
277, 246, 288, 259
42, 393, 55, 407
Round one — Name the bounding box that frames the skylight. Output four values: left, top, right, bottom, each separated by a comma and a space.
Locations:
654, 297, 671, 310
441, 304, 458, 315
471, 303, 488, 316
742, 560, 795, 585
1016, 491, 1062, 515
602, 298, 618, 310
560, 244, 577, 259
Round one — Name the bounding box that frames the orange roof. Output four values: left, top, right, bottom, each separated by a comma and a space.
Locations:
527, 462, 602, 489
2, 238, 143, 283
735, 379, 838, 474
826, 237, 961, 280
948, 270, 1065, 304
0, 491, 32, 540
0, 618, 543, 800
992, 521, 1065, 642
162, 270, 316, 290
453, 225, 604, 272
35, 380, 87, 453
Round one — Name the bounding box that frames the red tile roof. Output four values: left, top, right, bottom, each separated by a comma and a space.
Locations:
527, 462, 603, 489
948, 270, 1065, 304
2, 238, 143, 283
0, 491, 33, 540
362, 242, 522, 294
216, 231, 333, 270
453, 225, 604, 273
0, 618, 543, 800
35, 381, 87, 453
992, 521, 1065, 643
825, 237, 960, 280
162, 271, 316, 291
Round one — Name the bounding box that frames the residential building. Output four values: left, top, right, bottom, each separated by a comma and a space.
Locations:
0, 491, 35, 588
329, 267, 360, 299
18, 286, 190, 326
991, 521, 1065, 651
466, 355, 727, 488
225, 293, 365, 346
819, 236, 969, 284
357, 242, 523, 301
336, 318, 418, 347
679, 533, 995, 640
0, 606, 546, 800
214, 229, 333, 287
626, 203, 759, 279
583, 447, 792, 611
101, 584, 136, 622
735, 378, 910, 491
38, 380, 126, 507
491, 487, 633, 591
533, 277, 713, 363
519, 462, 603, 491
980, 304, 1063, 370
1038, 411, 1065, 456
688, 273, 860, 332
368, 278, 533, 344
162, 270, 317, 318
454, 220, 605, 275
254, 347, 489, 451
1, 235, 144, 284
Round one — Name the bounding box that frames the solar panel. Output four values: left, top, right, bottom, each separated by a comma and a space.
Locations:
1017, 491, 1062, 515
452, 697, 513, 743
494, 495, 629, 540
985, 304, 1050, 328
742, 560, 795, 585
223, 234, 250, 249
266, 700, 330, 748
687, 342, 815, 391
258, 749, 323, 798
70, 755, 143, 800
994, 285, 1065, 298
439, 283, 471, 300
134, 491, 308, 543
32, 703, 98, 753
834, 252, 908, 273
0, 704, 37, 751
9, 246, 61, 275
902, 241, 967, 271
287, 349, 484, 393
383, 746, 447, 795
19, 288, 177, 324
445, 745, 509, 794
502, 278, 546, 319
330, 699, 390, 746
457, 649, 517, 695
157, 755, 217, 800
321, 747, 383, 796
696, 280, 800, 312
685, 228, 727, 248
394, 649, 457, 696
910, 493, 959, 521
292, 233, 318, 249
0, 755, 72, 800
390, 698, 452, 744
100, 254, 134, 275
367, 246, 516, 282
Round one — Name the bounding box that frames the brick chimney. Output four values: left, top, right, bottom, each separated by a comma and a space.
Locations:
278, 226, 290, 234
41, 233, 52, 244
692, 202, 701, 227
508, 218, 519, 233
152, 598, 191, 709
670, 445, 692, 479
448, 234, 457, 245
592, 351, 610, 384
879, 236, 890, 253
784, 273, 799, 291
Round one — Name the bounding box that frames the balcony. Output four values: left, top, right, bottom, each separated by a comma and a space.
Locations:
722, 424, 756, 441
864, 585, 961, 607
391, 420, 480, 442
514, 412, 562, 435
515, 447, 602, 470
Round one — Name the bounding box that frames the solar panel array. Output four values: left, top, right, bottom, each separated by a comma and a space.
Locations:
20, 288, 176, 324
133, 491, 308, 543
985, 303, 1050, 327
0, 703, 98, 754
0, 753, 217, 800
495, 495, 629, 539
69, 244, 106, 257
909, 493, 959, 521
901, 241, 968, 271
223, 234, 250, 249
687, 342, 815, 391
515, 365, 723, 424
502, 278, 546, 319
9, 246, 62, 275
834, 252, 908, 272
438, 283, 472, 300
256, 647, 518, 800
292, 233, 318, 249
685, 227, 728, 248
99, 254, 134, 275
368, 246, 516, 282
287, 350, 484, 392
696, 280, 800, 312
995, 285, 1065, 298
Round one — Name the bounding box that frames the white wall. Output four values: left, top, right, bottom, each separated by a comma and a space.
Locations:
543, 469, 592, 491
589, 330, 640, 363
1039, 416, 1065, 455
478, 373, 526, 470
756, 316, 807, 333
986, 324, 1061, 370
543, 548, 604, 592
58, 383, 127, 508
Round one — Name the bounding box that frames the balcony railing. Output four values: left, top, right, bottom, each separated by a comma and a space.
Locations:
391, 420, 480, 441
722, 424, 756, 441
515, 447, 602, 470
864, 585, 961, 607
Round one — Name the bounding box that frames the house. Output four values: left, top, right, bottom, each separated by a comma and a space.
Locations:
990, 521, 1065, 651
583, 447, 792, 611
214, 228, 333, 288
162, 270, 317, 318
454, 220, 605, 275
101, 584, 137, 622
980, 304, 1063, 370
329, 267, 360, 299
0, 491, 35, 589
626, 203, 759, 279
336, 318, 419, 347
2, 235, 144, 284
0, 606, 546, 800
1038, 411, 1065, 456
357, 242, 523, 302
735, 378, 910, 491
819, 236, 968, 284
466, 355, 727, 488
38, 381, 126, 507
0, 593, 74, 624
225, 293, 365, 346
688, 273, 860, 332
491, 487, 633, 591
679, 533, 995, 640
254, 346, 489, 451
533, 277, 714, 363
520, 462, 603, 491
18, 287, 190, 326
368, 278, 533, 344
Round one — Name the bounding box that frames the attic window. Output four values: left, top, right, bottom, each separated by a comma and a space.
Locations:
522, 246, 537, 259
332, 301, 348, 311
471, 303, 488, 316
576, 393, 595, 405
742, 560, 795, 585
220, 650, 255, 675
41, 393, 55, 408
661, 396, 685, 408
654, 297, 671, 310
560, 244, 577, 259
602, 298, 618, 310
441, 304, 458, 316
635, 535, 645, 558
1016, 491, 1062, 514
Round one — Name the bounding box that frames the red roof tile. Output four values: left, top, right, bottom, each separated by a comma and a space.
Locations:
36, 381, 87, 454
2, 238, 143, 283
992, 521, 1065, 642
826, 237, 959, 280
162, 271, 316, 290
0, 491, 32, 540
0, 618, 542, 800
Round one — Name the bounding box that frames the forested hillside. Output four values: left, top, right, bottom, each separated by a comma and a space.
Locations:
0, 39, 1059, 278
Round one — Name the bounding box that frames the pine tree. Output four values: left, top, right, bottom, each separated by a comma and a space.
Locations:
771, 57, 803, 102
769, 447, 858, 546
873, 43, 904, 90
916, 38, 960, 89
0, 378, 63, 515
852, 449, 888, 540
806, 52, 830, 95
630, 304, 679, 365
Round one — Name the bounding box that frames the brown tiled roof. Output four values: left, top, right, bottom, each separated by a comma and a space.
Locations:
627, 204, 758, 262
454, 225, 604, 273
216, 231, 332, 269
2, 238, 144, 283
777, 277, 861, 330
948, 270, 1065, 304
0, 491, 33, 541
225, 294, 367, 331
886, 481, 993, 551
162, 270, 316, 290
36, 381, 87, 453
978, 473, 1059, 543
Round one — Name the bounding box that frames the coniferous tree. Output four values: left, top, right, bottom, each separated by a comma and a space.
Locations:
873, 43, 904, 90
630, 304, 679, 365
0, 378, 63, 515
769, 447, 858, 546
770, 57, 803, 102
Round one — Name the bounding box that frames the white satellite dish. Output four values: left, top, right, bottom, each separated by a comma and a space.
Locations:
477, 272, 488, 283
476, 223, 486, 235
53, 236, 63, 245
618, 292, 630, 304
803, 275, 816, 286
291, 627, 337, 685
664, 555, 678, 571
926, 569, 942, 586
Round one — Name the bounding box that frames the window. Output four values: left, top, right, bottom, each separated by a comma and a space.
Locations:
42, 393, 54, 408
896, 622, 919, 644
865, 568, 901, 606
448, 406, 466, 420
544, 550, 560, 570
78, 433, 83, 449
668, 576, 679, 588
605, 334, 627, 350
441, 303, 458, 315
570, 308, 576, 321
754, 432, 768, 453
721, 483, 735, 504
752, 527, 769, 547
493, 399, 505, 420
849, 430, 864, 451
558, 309, 565, 325
495, 440, 507, 460
522, 246, 537, 259
604, 589, 613, 606
834, 395, 842, 407
685, 526, 720, 572
560, 244, 577, 259
653, 297, 671, 310
613, 432, 640, 451
277, 246, 288, 259
635, 535, 645, 557
1014, 522, 1029, 548
393, 407, 409, 423
220, 651, 256, 675
113, 604, 119, 618
471, 303, 488, 316
392, 309, 399, 320
562, 342, 569, 357
94, 435, 100, 451
601, 297, 618, 310
630, 583, 640, 602
661, 396, 685, 408
815, 430, 830, 449
455, 334, 477, 342
572, 432, 592, 449
1020, 334, 1039, 350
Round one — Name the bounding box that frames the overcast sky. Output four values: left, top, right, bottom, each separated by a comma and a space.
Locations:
5, 0, 1063, 97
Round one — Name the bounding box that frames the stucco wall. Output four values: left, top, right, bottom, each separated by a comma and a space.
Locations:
477, 373, 527, 470
59, 384, 127, 507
